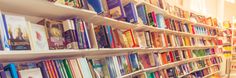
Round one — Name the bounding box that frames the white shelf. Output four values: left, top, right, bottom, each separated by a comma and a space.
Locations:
0, 45, 216, 62
120, 55, 217, 78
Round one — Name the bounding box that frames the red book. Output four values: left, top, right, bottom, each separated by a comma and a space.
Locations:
112, 29, 122, 48
45, 61, 55, 78
165, 18, 171, 30
191, 25, 195, 34
155, 72, 160, 78
151, 11, 158, 27
168, 51, 174, 62
187, 50, 192, 58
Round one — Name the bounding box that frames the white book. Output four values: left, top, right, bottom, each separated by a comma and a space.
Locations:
19, 68, 43, 78
28, 23, 49, 51
70, 59, 83, 78
77, 58, 93, 78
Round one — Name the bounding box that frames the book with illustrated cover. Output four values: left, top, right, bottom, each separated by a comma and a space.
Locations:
112, 29, 122, 48
94, 25, 110, 48
37, 19, 65, 50
89, 59, 110, 78
106, 0, 126, 19
156, 14, 166, 29
151, 32, 162, 48
135, 31, 147, 48
124, 2, 138, 23
87, 0, 104, 14
28, 23, 49, 51
144, 31, 152, 48
106, 57, 118, 78
137, 5, 149, 25
148, 12, 158, 27
129, 53, 140, 71
2, 14, 31, 50
105, 26, 115, 48
123, 29, 138, 48
77, 58, 93, 78
139, 54, 152, 68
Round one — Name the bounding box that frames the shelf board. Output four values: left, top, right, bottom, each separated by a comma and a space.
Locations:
178, 64, 219, 78
0, 0, 96, 21
0, 45, 216, 62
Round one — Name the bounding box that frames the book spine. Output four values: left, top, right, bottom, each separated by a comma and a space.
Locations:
1, 14, 10, 50
82, 21, 91, 48
73, 18, 84, 49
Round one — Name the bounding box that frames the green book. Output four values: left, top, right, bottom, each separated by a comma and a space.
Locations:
62, 60, 73, 78
146, 72, 155, 78
60, 60, 68, 78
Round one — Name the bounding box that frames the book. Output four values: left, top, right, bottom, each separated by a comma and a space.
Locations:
106, 57, 118, 78
94, 25, 110, 48
123, 29, 138, 48
105, 26, 115, 48
148, 11, 158, 27
0, 64, 6, 78
2, 14, 31, 50
144, 31, 152, 48
28, 23, 49, 51
156, 14, 166, 29
112, 29, 122, 48
73, 18, 89, 49
4, 63, 18, 78
106, 0, 126, 19
90, 59, 108, 78
87, 0, 104, 14
135, 31, 147, 48
129, 53, 140, 71
37, 19, 65, 50
151, 32, 163, 48
62, 20, 78, 49
77, 58, 93, 78
0, 12, 7, 50
19, 68, 43, 78
124, 2, 138, 23
137, 5, 149, 25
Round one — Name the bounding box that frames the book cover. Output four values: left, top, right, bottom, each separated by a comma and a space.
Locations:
105, 26, 115, 48
28, 23, 49, 51
139, 54, 151, 68
2, 14, 31, 50
106, 0, 126, 19
72, 18, 85, 49
37, 19, 65, 50
148, 11, 158, 27
112, 29, 123, 48
77, 58, 93, 78
124, 2, 138, 23
135, 31, 147, 48
87, 0, 104, 14
0, 12, 8, 50
90, 59, 107, 78
144, 31, 152, 48
151, 32, 163, 48
19, 68, 43, 78
129, 53, 140, 71
106, 57, 118, 78
160, 52, 168, 64
94, 25, 110, 48
123, 29, 137, 48
62, 20, 78, 49
82, 21, 91, 49
156, 14, 166, 29
137, 5, 149, 25
4, 63, 18, 78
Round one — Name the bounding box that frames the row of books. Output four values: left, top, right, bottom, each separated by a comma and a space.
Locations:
0, 13, 219, 50
130, 56, 222, 78
48, 0, 219, 29
0, 51, 221, 78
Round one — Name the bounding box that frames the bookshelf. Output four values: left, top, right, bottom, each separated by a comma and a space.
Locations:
0, 0, 222, 78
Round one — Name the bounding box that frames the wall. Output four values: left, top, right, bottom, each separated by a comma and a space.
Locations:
224, 1, 236, 19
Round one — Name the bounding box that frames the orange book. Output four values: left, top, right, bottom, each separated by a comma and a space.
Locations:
163, 33, 168, 47
45, 61, 55, 78
112, 29, 122, 48
123, 29, 138, 48
187, 50, 192, 58
125, 55, 132, 73
151, 32, 163, 48
161, 52, 168, 64
50, 60, 59, 78
44, 61, 53, 78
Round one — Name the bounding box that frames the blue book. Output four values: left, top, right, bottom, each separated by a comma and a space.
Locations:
106, 57, 117, 78
137, 5, 148, 25
156, 14, 166, 28
105, 26, 115, 48
87, 0, 104, 14
54, 60, 63, 78
72, 18, 84, 49
129, 53, 140, 71
82, 22, 91, 48
4, 63, 18, 78
124, 2, 138, 23
106, 0, 126, 19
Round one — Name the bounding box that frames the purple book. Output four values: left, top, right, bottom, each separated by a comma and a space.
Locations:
0, 64, 6, 78
106, 0, 126, 19
37, 62, 49, 78
72, 18, 84, 49
54, 60, 63, 78
124, 2, 138, 23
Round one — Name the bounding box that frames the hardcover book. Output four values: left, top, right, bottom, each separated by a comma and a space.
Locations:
62, 20, 78, 49
124, 2, 138, 23
137, 5, 149, 25
28, 23, 49, 51
37, 19, 65, 50
123, 29, 137, 48
148, 12, 158, 27
94, 25, 110, 48
106, 0, 126, 19
156, 14, 166, 29
87, 0, 104, 14
2, 14, 31, 50
19, 68, 43, 78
